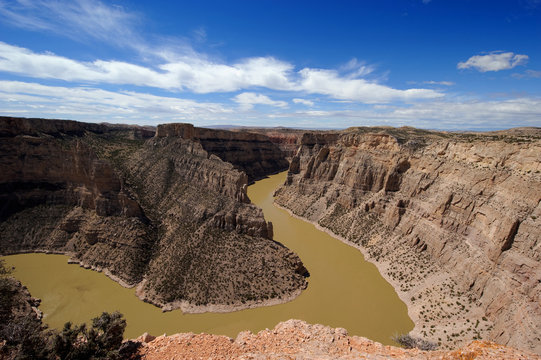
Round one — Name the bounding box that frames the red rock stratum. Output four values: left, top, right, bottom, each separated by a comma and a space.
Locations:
135, 319, 540, 360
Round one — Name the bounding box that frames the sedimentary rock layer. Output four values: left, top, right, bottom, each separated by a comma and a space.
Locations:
0, 117, 307, 311
135, 319, 540, 360
274, 126, 541, 354
156, 123, 289, 181
239, 127, 306, 160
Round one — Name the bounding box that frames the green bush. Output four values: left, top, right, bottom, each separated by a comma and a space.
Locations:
51, 311, 129, 360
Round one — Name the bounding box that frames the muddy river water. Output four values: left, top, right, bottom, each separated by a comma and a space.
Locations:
4, 171, 412, 344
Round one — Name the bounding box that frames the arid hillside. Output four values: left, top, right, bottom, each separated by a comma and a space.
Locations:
0, 117, 307, 312
274, 126, 541, 354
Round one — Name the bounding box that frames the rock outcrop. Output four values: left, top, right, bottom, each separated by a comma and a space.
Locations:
0, 117, 307, 312
134, 319, 540, 360
156, 123, 289, 181
239, 127, 306, 160
274, 126, 541, 354
125, 129, 306, 309
0, 277, 43, 323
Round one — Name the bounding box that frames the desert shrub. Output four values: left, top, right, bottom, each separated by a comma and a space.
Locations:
51, 311, 129, 360
0, 315, 51, 360
393, 333, 437, 351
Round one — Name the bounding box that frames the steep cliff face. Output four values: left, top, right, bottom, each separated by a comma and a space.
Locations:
0, 117, 154, 285
0, 117, 307, 311
156, 123, 289, 181
239, 128, 307, 160
274, 127, 541, 354
123, 131, 306, 310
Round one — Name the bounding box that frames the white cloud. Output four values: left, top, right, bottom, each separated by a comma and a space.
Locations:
457, 52, 529, 72
293, 98, 315, 106
0, 42, 295, 93
233, 92, 288, 110
0, 80, 232, 123
268, 97, 541, 130
0, 41, 442, 103
1, 80, 539, 130
0, 1, 445, 107
298, 68, 443, 103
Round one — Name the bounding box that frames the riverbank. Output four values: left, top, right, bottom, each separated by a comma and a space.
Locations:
134, 278, 304, 314
3, 249, 305, 315
3, 172, 412, 343
273, 201, 493, 350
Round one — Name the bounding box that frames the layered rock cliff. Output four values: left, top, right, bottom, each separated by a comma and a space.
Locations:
134, 319, 540, 360
238, 127, 306, 160
0, 117, 307, 311
274, 127, 541, 354
156, 123, 289, 181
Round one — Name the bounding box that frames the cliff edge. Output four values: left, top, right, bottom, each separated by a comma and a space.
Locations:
134, 319, 540, 360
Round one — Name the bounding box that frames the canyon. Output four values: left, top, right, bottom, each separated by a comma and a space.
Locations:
0, 117, 307, 313
274, 126, 541, 354
1, 116, 539, 358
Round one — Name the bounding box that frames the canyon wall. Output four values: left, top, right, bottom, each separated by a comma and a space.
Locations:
0, 117, 307, 312
156, 123, 289, 181
238, 128, 306, 160
274, 127, 541, 354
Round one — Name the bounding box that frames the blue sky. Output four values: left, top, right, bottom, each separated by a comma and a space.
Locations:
0, 0, 540, 130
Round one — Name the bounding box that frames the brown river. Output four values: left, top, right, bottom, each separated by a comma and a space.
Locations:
4, 171, 413, 344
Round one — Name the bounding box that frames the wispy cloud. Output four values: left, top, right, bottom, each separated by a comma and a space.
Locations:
0, 0, 141, 48
192, 26, 207, 43
339, 58, 375, 78
233, 92, 288, 110
458, 51, 529, 72
512, 69, 541, 79
423, 80, 455, 86
293, 98, 315, 106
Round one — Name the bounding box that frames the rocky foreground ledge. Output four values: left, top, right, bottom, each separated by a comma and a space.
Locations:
134, 320, 539, 360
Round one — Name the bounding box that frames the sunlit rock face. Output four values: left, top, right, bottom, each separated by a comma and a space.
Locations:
274, 126, 541, 354
135, 319, 541, 360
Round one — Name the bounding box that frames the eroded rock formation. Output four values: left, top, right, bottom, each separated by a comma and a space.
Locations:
0, 117, 306, 312
274, 126, 541, 354
134, 319, 540, 360
156, 123, 289, 181
239, 127, 306, 160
